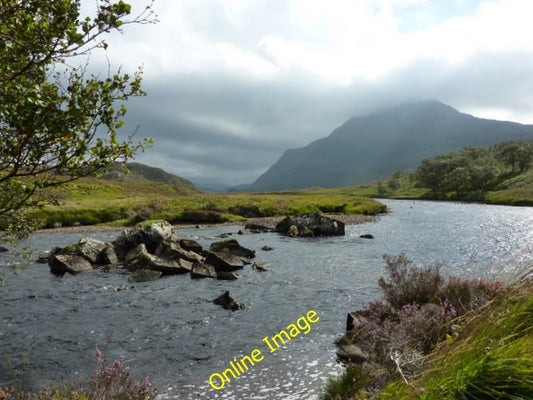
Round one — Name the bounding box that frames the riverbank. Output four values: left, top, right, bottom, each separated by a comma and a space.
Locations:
36, 213, 377, 234
29, 178, 387, 229
322, 258, 532, 400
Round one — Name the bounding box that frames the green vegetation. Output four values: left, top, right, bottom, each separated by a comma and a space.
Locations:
379, 274, 533, 399
100, 162, 199, 192
1, 348, 157, 400
346, 140, 533, 205
321, 256, 532, 400
0, 0, 155, 242
30, 179, 386, 228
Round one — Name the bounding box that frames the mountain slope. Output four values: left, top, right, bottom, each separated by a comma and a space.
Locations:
248, 100, 533, 191
100, 162, 200, 192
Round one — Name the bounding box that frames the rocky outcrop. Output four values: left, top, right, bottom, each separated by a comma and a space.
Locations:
209, 238, 256, 259
213, 290, 244, 310
45, 220, 266, 310
335, 311, 374, 363
275, 211, 345, 237
190, 262, 216, 279
48, 236, 116, 275
49, 253, 94, 275
205, 251, 246, 272
47, 221, 260, 287
113, 220, 178, 259
125, 243, 192, 275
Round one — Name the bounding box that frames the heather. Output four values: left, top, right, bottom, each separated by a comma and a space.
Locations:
0, 348, 157, 400
323, 254, 522, 400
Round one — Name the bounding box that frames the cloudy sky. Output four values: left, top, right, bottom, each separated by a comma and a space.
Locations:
86, 0, 533, 187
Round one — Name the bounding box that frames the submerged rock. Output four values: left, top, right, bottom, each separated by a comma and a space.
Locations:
252, 262, 268, 272
216, 271, 239, 280
243, 223, 274, 233
129, 269, 163, 282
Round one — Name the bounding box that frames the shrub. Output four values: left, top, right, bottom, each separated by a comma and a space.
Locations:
378, 254, 444, 310
321, 364, 371, 400
0, 347, 157, 400
378, 279, 533, 399
439, 276, 505, 315
180, 209, 227, 223
228, 204, 263, 217
88, 347, 156, 400
330, 254, 511, 399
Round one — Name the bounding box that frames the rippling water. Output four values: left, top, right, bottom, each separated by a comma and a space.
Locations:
1, 200, 532, 399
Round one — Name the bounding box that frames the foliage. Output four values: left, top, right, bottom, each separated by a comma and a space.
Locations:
322, 364, 371, 400
413, 141, 533, 199
25, 178, 387, 228
343, 140, 533, 205
0, 0, 156, 242
0, 347, 156, 400
378, 254, 443, 309
377, 277, 533, 399
325, 254, 510, 399
100, 162, 199, 192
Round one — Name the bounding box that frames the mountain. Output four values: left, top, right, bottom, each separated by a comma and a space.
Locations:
100, 162, 200, 192
247, 100, 533, 191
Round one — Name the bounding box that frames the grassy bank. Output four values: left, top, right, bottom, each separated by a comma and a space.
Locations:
321, 257, 533, 400
344, 141, 533, 206
345, 171, 533, 206
30, 179, 387, 228
379, 276, 533, 399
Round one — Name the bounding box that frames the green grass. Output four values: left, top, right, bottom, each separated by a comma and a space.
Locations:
320, 259, 532, 400
377, 276, 533, 400
344, 168, 533, 206
31, 178, 387, 228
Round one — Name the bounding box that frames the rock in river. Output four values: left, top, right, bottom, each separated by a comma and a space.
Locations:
275, 211, 345, 237
213, 290, 244, 311
209, 238, 256, 259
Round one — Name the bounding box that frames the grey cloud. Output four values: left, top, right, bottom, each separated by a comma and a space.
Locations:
122, 49, 533, 187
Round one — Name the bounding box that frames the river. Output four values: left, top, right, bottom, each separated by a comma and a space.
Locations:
1, 199, 532, 399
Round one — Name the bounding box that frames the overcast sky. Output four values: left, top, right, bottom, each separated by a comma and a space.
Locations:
86, 0, 533, 187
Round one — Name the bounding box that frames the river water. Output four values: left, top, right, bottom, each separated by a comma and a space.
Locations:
1, 200, 532, 399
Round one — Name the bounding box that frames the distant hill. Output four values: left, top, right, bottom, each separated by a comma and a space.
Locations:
247, 100, 533, 191
100, 162, 200, 192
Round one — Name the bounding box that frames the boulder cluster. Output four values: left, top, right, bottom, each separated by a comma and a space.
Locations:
275, 211, 345, 237
46, 214, 347, 310
48, 220, 258, 283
